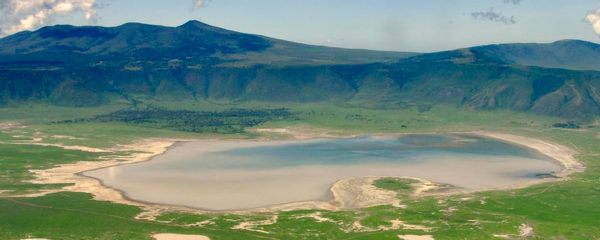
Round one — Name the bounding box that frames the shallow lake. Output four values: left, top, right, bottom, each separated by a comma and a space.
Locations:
84, 134, 562, 210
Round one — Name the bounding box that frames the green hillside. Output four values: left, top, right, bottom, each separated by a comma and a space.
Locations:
1, 21, 600, 120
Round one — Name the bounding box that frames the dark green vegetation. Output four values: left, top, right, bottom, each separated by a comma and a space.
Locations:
1, 21, 600, 120
552, 122, 581, 129
54, 108, 295, 134
373, 178, 417, 192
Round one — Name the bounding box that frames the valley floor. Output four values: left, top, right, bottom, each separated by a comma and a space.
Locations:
0, 104, 599, 239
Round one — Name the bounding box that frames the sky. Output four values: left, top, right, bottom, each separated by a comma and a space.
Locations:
1, 0, 599, 52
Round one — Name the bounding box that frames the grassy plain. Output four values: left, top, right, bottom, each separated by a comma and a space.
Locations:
0, 102, 599, 239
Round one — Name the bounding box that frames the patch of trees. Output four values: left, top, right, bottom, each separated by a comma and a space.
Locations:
552, 122, 581, 129
54, 108, 295, 134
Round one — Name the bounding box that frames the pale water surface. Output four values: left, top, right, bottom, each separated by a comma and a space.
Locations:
84, 135, 562, 210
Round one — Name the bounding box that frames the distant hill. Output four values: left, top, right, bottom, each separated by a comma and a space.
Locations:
0, 20, 416, 66
1, 21, 599, 120
471, 40, 600, 71
400, 40, 600, 71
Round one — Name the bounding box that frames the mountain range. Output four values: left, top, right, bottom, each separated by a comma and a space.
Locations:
1, 20, 600, 120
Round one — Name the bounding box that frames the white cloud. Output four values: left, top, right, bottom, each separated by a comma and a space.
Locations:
586, 8, 600, 35
0, 0, 99, 36
193, 0, 209, 10
471, 8, 516, 25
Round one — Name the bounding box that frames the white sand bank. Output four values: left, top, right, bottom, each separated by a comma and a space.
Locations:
476, 132, 584, 177
9, 139, 176, 206
152, 233, 210, 240
0, 121, 25, 130
398, 235, 434, 240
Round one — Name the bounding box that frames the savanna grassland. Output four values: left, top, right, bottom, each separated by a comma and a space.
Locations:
1, 102, 599, 240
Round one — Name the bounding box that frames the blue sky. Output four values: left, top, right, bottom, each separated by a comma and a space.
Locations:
6, 0, 600, 52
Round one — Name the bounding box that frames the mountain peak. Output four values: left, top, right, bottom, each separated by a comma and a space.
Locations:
180, 20, 204, 27
177, 20, 231, 34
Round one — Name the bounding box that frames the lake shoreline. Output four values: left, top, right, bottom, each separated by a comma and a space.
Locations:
5, 129, 584, 216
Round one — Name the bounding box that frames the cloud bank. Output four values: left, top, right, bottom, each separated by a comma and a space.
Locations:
471, 8, 516, 25
586, 8, 600, 35
0, 0, 100, 36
